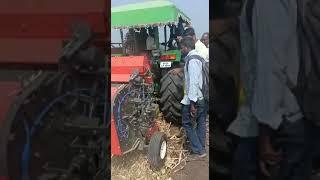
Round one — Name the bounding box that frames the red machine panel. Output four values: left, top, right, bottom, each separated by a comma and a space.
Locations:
0, 82, 21, 126
0, 0, 110, 178
0, 0, 109, 65
111, 55, 151, 83
111, 86, 122, 155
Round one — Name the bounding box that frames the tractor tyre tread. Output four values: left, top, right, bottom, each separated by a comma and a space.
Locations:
159, 70, 184, 125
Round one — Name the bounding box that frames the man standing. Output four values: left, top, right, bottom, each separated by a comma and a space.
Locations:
183, 28, 209, 62
170, 28, 209, 75
180, 37, 208, 158
201, 32, 210, 48
228, 0, 311, 180
226, 1, 259, 179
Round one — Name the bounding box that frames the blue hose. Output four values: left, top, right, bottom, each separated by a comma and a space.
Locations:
117, 90, 137, 139
30, 89, 91, 135
116, 89, 142, 140
116, 91, 131, 140
21, 88, 91, 179
21, 118, 30, 180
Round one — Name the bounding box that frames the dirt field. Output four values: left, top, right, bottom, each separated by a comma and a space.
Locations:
170, 146, 209, 180
111, 115, 209, 180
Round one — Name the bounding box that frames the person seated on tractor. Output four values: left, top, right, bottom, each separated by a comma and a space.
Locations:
124, 29, 135, 55
146, 31, 156, 50
167, 24, 178, 50
137, 27, 148, 52
175, 17, 186, 44
167, 18, 185, 50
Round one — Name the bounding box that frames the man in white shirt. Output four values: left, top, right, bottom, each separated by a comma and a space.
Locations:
180, 37, 208, 158
183, 28, 209, 62
201, 32, 209, 48
170, 28, 209, 75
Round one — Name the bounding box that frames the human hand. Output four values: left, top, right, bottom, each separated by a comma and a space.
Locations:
259, 134, 282, 177
190, 103, 197, 118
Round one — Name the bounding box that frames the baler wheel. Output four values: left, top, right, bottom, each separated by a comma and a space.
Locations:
147, 132, 167, 170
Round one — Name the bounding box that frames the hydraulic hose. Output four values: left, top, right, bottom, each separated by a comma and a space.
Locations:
21, 88, 92, 179
30, 88, 91, 135
21, 118, 30, 180
116, 89, 143, 140
116, 91, 132, 140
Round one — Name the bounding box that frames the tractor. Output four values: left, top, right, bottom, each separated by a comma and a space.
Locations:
0, 0, 109, 179
110, 0, 190, 169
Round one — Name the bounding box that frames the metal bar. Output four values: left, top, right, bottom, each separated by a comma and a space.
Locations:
164, 25, 167, 51
154, 27, 159, 49
120, 29, 125, 54
122, 138, 141, 155
120, 29, 124, 45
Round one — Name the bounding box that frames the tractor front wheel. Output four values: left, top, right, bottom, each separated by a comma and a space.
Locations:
159, 69, 184, 125
147, 132, 167, 170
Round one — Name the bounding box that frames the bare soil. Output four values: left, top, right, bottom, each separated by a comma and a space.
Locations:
170, 146, 209, 180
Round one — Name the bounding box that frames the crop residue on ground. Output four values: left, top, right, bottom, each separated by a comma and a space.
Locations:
111, 113, 189, 180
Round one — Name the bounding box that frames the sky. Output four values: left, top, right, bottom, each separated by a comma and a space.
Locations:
111, 0, 209, 43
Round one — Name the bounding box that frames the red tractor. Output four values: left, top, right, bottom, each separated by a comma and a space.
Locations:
0, 0, 109, 179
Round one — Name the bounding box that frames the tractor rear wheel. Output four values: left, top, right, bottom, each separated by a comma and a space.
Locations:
159, 69, 184, 125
